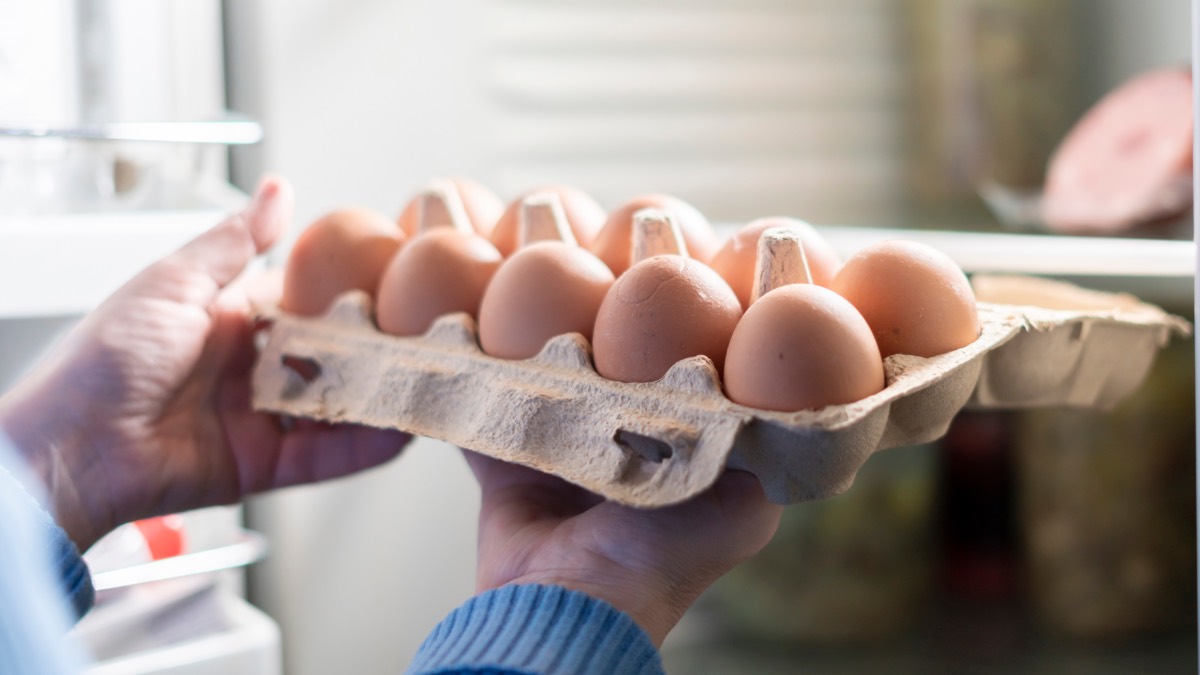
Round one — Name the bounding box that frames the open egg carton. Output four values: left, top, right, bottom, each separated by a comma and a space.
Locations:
252, 271, 1189, 508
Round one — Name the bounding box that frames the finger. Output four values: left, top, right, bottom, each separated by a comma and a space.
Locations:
170, 175, 293, 294
243, 174, 292, 253
272, 424, 412, 489
460, 447, 494, 484
213, 266, 282, 321
462, 451, 605, 552
619, 470, 781, 564
705, 470, 783, 556
240, 267, 285, 313
460, 448, 584, 498
708, 469, 774, 514
212, 308, 410, 494
212, 307, 287, 494
461, 449, 543, 489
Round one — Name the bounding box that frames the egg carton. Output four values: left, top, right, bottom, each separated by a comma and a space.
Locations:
969, 275, 1191, 410
251, 276, 1189, 507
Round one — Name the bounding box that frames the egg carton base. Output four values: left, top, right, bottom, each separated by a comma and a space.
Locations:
252, 286, 1140, 507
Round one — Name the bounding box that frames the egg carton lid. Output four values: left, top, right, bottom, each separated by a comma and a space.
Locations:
251, 276, 1189, 507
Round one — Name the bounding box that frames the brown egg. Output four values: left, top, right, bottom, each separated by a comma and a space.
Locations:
375, 228, 503, 336
397, 178, 503, 238
592, 245, 742, 383
280, 208, 404, 316
709, 217, 841, 310
589, 194, 719, 276
830, 240, 980, 358
478, 193, 615, 359
478, 243, 614, 359
489, 185, 606, 257
724, 284, 884, 411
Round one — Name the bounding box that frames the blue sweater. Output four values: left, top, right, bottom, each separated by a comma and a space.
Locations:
0, 438, 663, 674
409, 584, 663, 674
0, 438, 88, 674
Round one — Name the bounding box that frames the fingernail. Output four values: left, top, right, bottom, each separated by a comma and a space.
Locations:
245, 175, 293, 250
249, 177, 280, 221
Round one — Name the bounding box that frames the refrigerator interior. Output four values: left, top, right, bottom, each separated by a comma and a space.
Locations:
0, 1, 277, 673
225, 0, 1196, 673
0, 0, 1192, 673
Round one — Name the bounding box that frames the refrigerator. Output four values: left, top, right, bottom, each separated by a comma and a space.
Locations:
0, 2, 278, 673
2, 0, 1195, 673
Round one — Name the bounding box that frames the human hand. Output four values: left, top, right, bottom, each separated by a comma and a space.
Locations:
0, 177, 412, 550
464, 451, 782, 646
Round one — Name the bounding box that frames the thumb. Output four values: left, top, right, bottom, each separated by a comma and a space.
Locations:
704, 470, 783, 559
242, 174, 293, 254
171, 175, 293, 292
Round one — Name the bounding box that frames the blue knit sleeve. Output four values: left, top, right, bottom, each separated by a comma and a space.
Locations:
0, 435, 89, 673
44, 505, 96, 619
0, 443, 94, 619
407, 585, 664, 675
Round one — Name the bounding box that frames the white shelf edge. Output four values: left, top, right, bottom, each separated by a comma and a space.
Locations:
0, 209, 230, 318
815, 225, 1195, 279
3, 216, 1192, 320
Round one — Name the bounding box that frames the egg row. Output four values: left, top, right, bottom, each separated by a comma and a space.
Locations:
279, 179, 981, 413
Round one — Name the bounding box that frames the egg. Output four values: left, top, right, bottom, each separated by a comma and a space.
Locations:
830, 240, 980, 358
478, 194, 614, 359
475, 243, 614, 360
376, 188, 504, 337
591, 209, 742, 383
489, 185, 606, 257
709, 217, 841, 310
724, 227, 883, 411
589, 194, 719, 276
478, 241, 615, 358
397, 177, 503, 238
724, 285, 884, 412
280, 208, 404, 316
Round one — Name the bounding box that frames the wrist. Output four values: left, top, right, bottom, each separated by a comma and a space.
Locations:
0, 379, 111, 551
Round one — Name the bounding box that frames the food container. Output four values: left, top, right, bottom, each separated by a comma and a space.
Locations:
1016, 337, 1196, 639
251, 274, 1188, 508
709, 442, 938, 642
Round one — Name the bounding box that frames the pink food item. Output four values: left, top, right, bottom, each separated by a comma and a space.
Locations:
1042, 68, 1193, 234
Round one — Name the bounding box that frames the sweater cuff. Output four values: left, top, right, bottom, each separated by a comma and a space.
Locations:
46, 514, 95, 619
408, 584, 664, 675
0, 448, 94, 620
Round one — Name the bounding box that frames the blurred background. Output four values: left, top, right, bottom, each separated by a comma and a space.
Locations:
0, 0, 1194, 673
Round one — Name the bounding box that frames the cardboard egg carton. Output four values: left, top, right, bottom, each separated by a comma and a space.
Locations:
969, 275, 1191, 410
251, 273, 1188, 507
